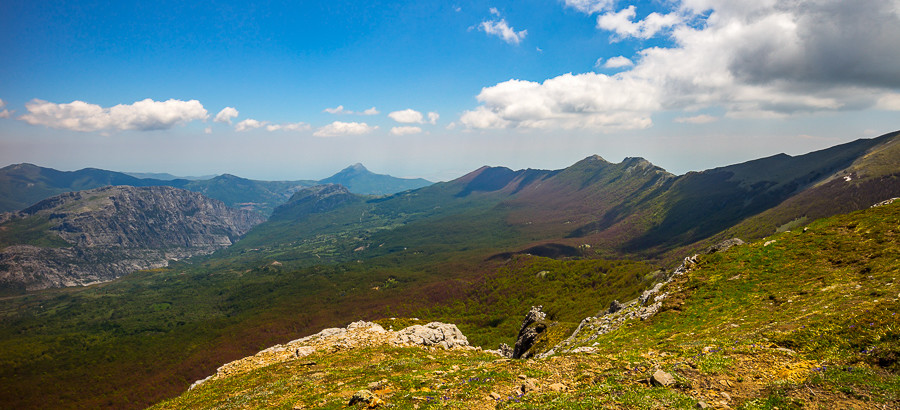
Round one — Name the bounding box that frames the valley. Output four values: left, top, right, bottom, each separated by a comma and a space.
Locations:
0, 131, 898, 409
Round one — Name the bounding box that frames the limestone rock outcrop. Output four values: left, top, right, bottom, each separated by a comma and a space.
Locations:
0, 185, 265, 291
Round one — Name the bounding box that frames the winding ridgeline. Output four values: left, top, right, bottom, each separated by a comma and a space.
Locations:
0, 131, 898, 409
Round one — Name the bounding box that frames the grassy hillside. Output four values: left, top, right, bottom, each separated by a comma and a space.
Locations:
156, 200, 900, 410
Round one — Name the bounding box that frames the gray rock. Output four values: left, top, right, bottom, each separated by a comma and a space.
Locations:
704, 238, 745, 254
348, 390, 379, 406
512, 306, 549, 359
651, 370, 675, 387
607, 300, 625, 314
393, 322, 468, 349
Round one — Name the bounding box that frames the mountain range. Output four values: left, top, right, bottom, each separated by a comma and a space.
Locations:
0, 163, 433, 215
0, 130, 898, 409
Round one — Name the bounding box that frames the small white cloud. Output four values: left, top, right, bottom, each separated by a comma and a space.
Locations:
674, 114, 718, 124
600, 56, 634, 68
324, 105, 345, 114
266, 122, 311, 132
19, 98, 208, 132
390, 126, 423, 136
234, 118, 268, 132
389, 109, 425, 124
214, 107, 239, 124
427, 112, 439, 125
0, 98, 10, 119
325, 105, 379, 115
204, 126, 212, 134
479, 10, 527, 45
564, 0, 616, 14
313, 121, 377, 137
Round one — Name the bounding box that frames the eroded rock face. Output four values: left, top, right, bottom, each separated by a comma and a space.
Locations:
511, 306, 555, 359
0, 186, 265, 291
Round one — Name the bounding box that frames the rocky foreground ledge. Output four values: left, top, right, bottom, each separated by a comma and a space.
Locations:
190, 321, 475, 391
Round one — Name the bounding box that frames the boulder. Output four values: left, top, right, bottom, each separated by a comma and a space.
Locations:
651, 370, 675, 387
704, 238, 745, 254
393, 322, 468, 349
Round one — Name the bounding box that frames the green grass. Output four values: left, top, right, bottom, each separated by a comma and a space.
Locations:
0, 214, 71, 250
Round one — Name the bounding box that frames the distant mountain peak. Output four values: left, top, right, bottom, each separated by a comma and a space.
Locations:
319, 164, 432, 196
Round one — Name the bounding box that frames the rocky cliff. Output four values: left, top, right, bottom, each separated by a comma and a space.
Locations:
0, 186, 266, 291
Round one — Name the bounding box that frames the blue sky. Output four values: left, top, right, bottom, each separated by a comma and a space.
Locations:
2, 0, 899, 181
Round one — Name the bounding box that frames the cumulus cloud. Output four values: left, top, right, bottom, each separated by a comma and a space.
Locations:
461, 73, 658, 131
674, 114, 718, 124
597, 6, 682, 40
0, 99, 10, 119
427, 112, 439, 124
19, 98, 208, 132
234, 118, 267, 132
462, 0, 900, 130
390, 126, 423, 136
324, 105, 379, 115
389, 109, 424, 124
478, 9, 527, 45
214, 107, 239, 124
598, 56, 634, 68
313, 121, 377, 137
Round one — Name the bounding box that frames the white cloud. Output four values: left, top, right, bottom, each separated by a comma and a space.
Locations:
461, 73, 657, 131
19, 98, 208, 132
0, 99, 10, 119
213, 107, 239, 124
427, 112, 439, 125
234, 118, 267, 132
204, 126, 212, 134
390, 126, 423, 136
324, 105, 345, 114
389, 109, 425, 124
325, 105, 380, 115
462, 1, 900, 130
674, 114, 718, 124
478, 10, 527, 45
597, 6, 682, 40
598, 56, 634, 68
266, 122, 311, 132
313, 121, 377, 137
